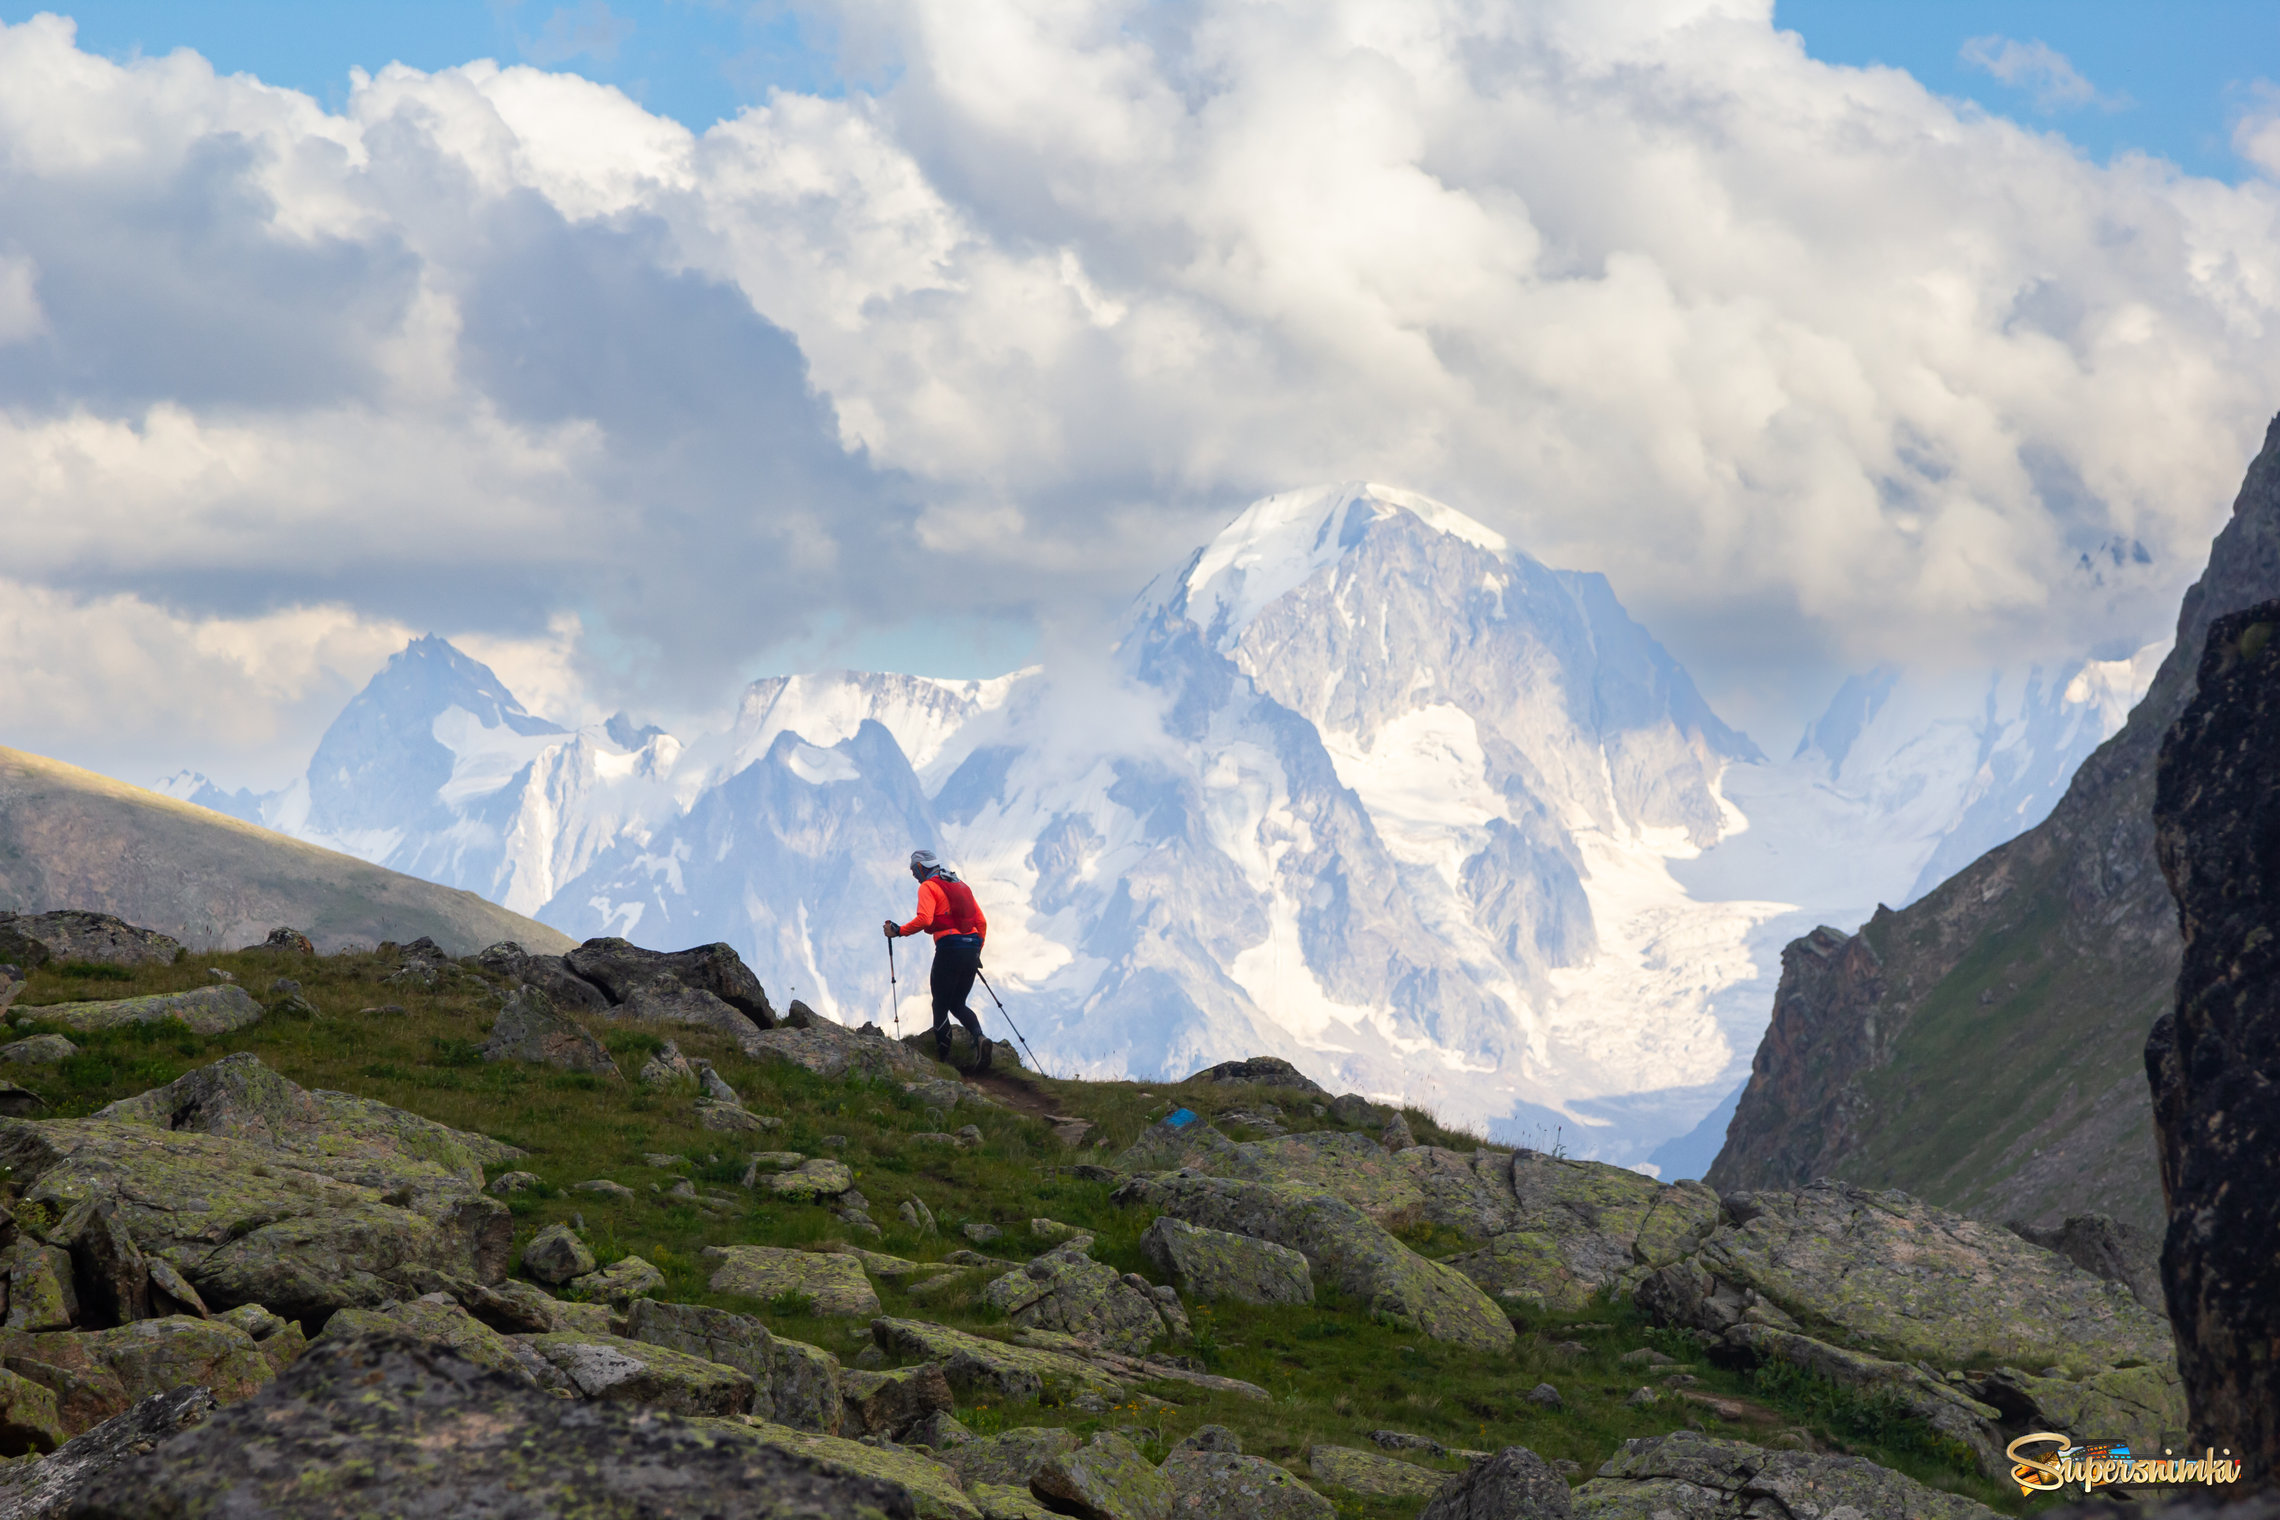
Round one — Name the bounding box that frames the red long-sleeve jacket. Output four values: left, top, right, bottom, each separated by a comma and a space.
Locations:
899, 876, 987, 941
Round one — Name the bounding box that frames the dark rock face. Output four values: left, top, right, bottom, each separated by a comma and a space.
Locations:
0, 1385, 215, 1519
72, 1334, 913, 1519
1710, 413, 2280, 1231
2152, 596, 2280, 1476
564, 938, 776, 1027
0, 913, 180, 971
2007, 1213, 2164, 1313
474, 942, 610, 1014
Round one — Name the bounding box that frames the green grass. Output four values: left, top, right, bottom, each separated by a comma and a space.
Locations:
6, 949, 2028, 1517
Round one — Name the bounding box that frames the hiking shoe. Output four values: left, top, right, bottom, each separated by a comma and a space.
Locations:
973, 1040, 992, 1073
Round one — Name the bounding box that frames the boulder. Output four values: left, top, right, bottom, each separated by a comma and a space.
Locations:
50, 1196, 148, 1328
618, 981, 764, 1041
0, 912, 180, 970
871, 1318, 1124, 1401
324, 1297, 565, 1392
1170, 1425, 1240, 1455
1031, 1431, 1171, 1520
739, 1420, 978, 1520
81, 1315, 272, 1405
1570, 1432, 1998, 1520
522, 1331, 755, 1415
1418, 1446, 1572, 1520
1306, 1444, 1448, 1499
0, 1331, 129, 1435
563, 937, 776, 1025
1186, 1057, 1329, 1097
480, 985, 620, 1077
521, 1223, 597, 1286
1140, 1216, 1312, 1305
473, 942, 610, 1014
943, 1426, 1080, 1488
639, 1039, 698, 1086
0, 1035, 74, 1065
0, 1365, 66, 1456
0, 1384, 212, 1516
1708, 1322, 2006, 1474
253, 927, 316, 956
1445, 1153, 1718, 1309
1161, 1452, 1332, 1519
840, 1362, 954, 1440
622, 1299, 842, 1431
972, 1482, 1054, 1519
21, 985, 259, 1036
571, 1255, 666, 1306
753, 1157, 854, 1199
705, 1246, 881, 1316
980, 1245, 1162, 1354
69, 1334, 908, 1519
747, 1019, 938, 1081
1114, 1174, 1514, 1352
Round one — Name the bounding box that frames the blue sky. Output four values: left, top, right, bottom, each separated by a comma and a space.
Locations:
14, 2, 2276, 181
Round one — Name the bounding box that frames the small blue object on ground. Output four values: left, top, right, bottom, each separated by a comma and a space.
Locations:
1164, 1108, 1197, 1130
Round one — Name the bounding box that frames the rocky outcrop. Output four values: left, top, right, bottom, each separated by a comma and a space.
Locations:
1636, 1182, 2184, 1475
0, 1055, 516, 1323
870, 1318, 1125, 1402
1709, 415, 2280, 1231
1185, 1057, 1330, 1097
565, 937, 776, 1031
1032, 1431, 1171, 1520
2152, 595, 2280, 1473
69, 1334, 912, 1519
0, 913, 181, 971
1114, 1173, 1513, 1352
623, 1299, 841, 1431
1162, 1450, 1334, 1519
1140, 1217, 1313, 1305
703, 1245, 881, 1316
749, 1016, 939, 1081
979, 1245, 1164, 1354
1571, 1432, 1997, 1520
1443, 1151, 1718, 1310
738, 1420, 978, 1520
1306, 1443, 1448, 1499
16, 985, 261, 1036
2009, 1213, 2164, 1312
522, 1331, 755, 1414
473, 941, 610, 1013
480, 985, 619, 1077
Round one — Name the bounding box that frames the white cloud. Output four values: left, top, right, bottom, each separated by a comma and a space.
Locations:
1959, 35, 2124, 114
4, 5, 2280, 784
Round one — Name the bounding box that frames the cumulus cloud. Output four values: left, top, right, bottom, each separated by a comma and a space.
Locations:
5, 2, 2280, 782
1959, 35, 2124, 114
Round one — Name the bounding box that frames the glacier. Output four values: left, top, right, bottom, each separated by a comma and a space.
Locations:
161, 484, 2156, 1165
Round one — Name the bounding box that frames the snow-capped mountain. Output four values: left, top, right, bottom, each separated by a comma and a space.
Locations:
172, 485, 2153, 1163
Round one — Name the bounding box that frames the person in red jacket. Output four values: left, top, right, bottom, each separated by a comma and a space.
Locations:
883, 849, 991, 1069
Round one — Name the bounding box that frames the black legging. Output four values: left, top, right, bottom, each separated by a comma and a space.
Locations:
929, 934, 984, 1052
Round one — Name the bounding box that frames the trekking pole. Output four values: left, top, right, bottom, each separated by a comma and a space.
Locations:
886, 935, 901, 1038
974, 969, 1047, 1078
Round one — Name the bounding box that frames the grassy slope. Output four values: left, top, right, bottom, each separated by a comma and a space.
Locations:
0, 745, 573, 955
7, 950, 2030, 1519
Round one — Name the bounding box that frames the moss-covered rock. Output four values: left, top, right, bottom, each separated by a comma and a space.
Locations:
740, 1418, 980, 1519
1717, 1323, 2003, 1475
1649, 1183, 2172, 1373
0, 1384, 214, 1516
83, 1315, 272, 1405
1417, 1445, 1572, 1520
1115, 1175, 1514, 1352
970, 1481, 1054, 1520
871, 1318, 1124, 1402
523, 1222, 598, 1285
755, 1157, 856, 1200
979, 1245, 1162, 1354
24, 985, 260, 1036
523, 1331, 755, 1415
622, 1298, 842, 1432
1304, 1443, 1448, 1499
3, 1239, 75, 1331
324, 1295, 566, 1392
1445, 1154, 1719, 1310
0, 1330, 130, 1435
571, 1255, 665, 1306
1031, 1431, 1171, 1520
481, 986, 620, 1078
1139, 1216, 1312, 1306
1160, 1451, 1333, 1519
840, 1361, 954, 1440
71, 1335, 909, 1519
705, 1245, 880, 1316
0, 1364, 65, 1455
1572, 1431, 1998, 1520
745, 1021, 937, 1082
942, 1426, 1080, 1488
